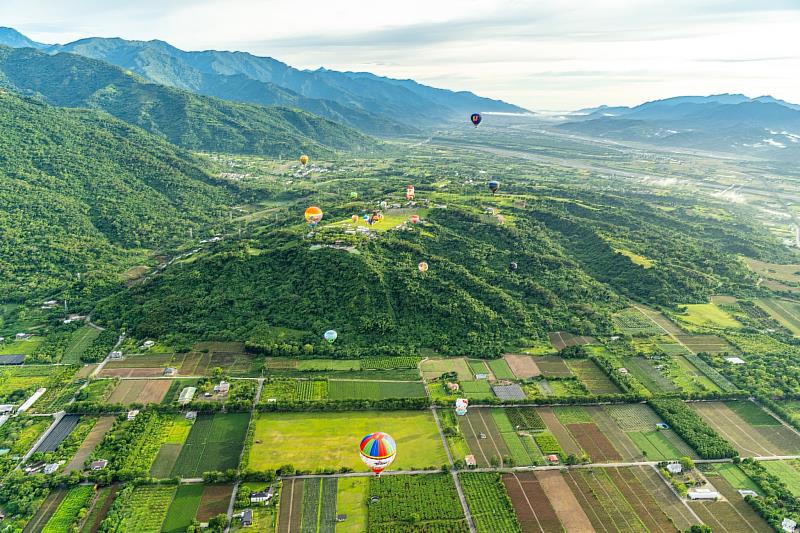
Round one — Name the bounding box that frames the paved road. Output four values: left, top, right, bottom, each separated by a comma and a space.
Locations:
432, 407, 476, 533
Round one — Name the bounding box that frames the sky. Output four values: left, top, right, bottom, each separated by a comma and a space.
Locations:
2, 0, 799, 110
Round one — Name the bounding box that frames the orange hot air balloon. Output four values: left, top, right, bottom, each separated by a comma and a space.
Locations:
410, 215, 420, 224
299, 155, 309, 166
304, 206, 323, 227
351, 215, 359, 223
418, 261, 429, 272
406, 185, 415, 200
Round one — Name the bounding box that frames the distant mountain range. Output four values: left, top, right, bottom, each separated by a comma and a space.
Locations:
0, 27, 525, 135
561, 94, 800, 159
0, 46, 372, 157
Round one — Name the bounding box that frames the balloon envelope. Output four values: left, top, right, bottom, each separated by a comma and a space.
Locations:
410, 215, 420, 224
352, 215, 359, 222
359, 432, 397, 474
350, 192, 358, 199
509, 261, 518, 272
488, 180, 500, 193
299, 155, 309, 165
418, 261, 429, 272
470, 113, 482, 126
406, 185, 415, 200
324, 330, 337, 343
304, 206, 323, 225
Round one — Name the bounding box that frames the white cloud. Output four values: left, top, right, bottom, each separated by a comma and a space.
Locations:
2, 0, 799, 110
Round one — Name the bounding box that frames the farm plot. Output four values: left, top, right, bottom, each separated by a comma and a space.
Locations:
64, 416, 115, 473
249, 411, 446, 472
675, 334, 734, 354
674, 303, 742, 330
209, 352, 258, 375
506, 408, 546, 431
162, 484, 203, 533
41, 486, 95, 533
24, 489, 66, 533
487, 359, 516, 380
459, 380, 494, 399
196, 484, 234, 522
104, 484, 176, 533
755, 297, 800, 335
712, 463, 763, 494
636, 306, 684, 335
671, 355, 721, 393
537, 407, 582, 456
532, 357, 572, 378
278, 478, 304, 533
602, 403, 697, 460
367, 474, 468, 532
500, 472, 559, 532
502, 354, 540, 378
492, 384, 526, 401
547, 331, 597, 350
327, 380, 426, 400
361, 356, 421, 369
467, 359, 494, 379
0, 365, 54, 402
335, 478, 368, 533
605, 468, 677, 532
107, 379, 171, 405
688, 474, 772, 533
105, 354, 177, 368
567, 359, 621, 394
171, 412, 249, 477
460, 408, 511, 467
564, 468, 647, 532
566, 422, 621, 462
63, 326, 101, 364
762, 460, 800, 496
296, 477, 338, 532
179, 352, 211, 375
34, 414, 81, 453
420, 358, 472, 381
535, 470, 595, 532
613, 307, 664, 336
81, 484, 120, 533
623, 357, 679, 394
692, 401, 800, 456
460, 473, 520, 533
98, 367, 168, 378
491, 409, 534, 466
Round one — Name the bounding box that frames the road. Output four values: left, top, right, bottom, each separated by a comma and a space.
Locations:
432, 407, 476, 533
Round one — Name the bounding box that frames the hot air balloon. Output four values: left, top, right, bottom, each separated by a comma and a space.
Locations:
406, 185, 415, 200
350, 192, 359, 199
359, 432, 397, 475
304, 206, 323, 227
410, 215, 420, 224
509, 261, 518, 273
380, 201, 388, 209
299, 155, 309, 166
455, 398, 469, 416
418, 261, 429, 272
324, 330, 337, 344
470, 113, 482, 127
488, 180, 500, 194
351, 215, 359, 223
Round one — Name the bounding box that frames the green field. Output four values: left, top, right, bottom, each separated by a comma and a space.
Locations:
367, 474, 467, 531
487, 359, 515, 380
460, 380, 494, 399
762, 460, 800, 496
297, 359, 361, 371
675, 303, 742, 330
42, 485, 95, 533
172, 413, 250, 477
335, 477, 369, 532
420, 358, 472, 381
327, 379, 426, 400
63, 326, 101, 364
110, 484, 177, 532
248, 410, 447, 472
0, 337, 42, 355
628, 431, 687, 461
460, 472, 520, 533
713, 463, 763, 495
670, 355, 721, 393
728, 401, 780, 426
755, 298, 800, 335
467, 359, 491, 377
162, 484, 203, 533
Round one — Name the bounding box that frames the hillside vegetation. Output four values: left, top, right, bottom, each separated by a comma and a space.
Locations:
0, 46, 374, 157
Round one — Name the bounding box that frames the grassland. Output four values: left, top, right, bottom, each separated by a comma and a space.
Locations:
755, 297, 800, 335
762, 460, 800, 497
335, 477, 369, 532
420, 358, 472, 381
62, 326, 102, 364
675, 303, 742, 330
248, 410, 446, 472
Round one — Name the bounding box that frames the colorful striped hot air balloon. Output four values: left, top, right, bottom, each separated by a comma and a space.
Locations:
359, 432, 397, 474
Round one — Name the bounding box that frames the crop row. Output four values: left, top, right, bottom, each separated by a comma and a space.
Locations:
460, 473, 520, 533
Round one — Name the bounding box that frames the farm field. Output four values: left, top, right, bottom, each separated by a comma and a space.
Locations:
755, 297, 800, 335
327, 379, 426, 400
459, 380, 494, 399
0, 337, 42, 355
24, 489, 66, 533
674, 334, 734, 354
335, 477, 368, 533
460, 472, 520, 533
502, 354, 540, 378
107, 379, 171, 405
248, 410, 446, 471
63, 326, 101, 364
162, 484, 203, 533
420, 358, 472, 381
0, 365, 55, 402
743, 258, 800, 284
762, 460, 800, 496
711, 463, 763, 494
624, 357, 680, 394
105, 484, 177, 532
567, 359, 621, 394
80, 484, 119, 533
367, 474, 468, 532
547, 331, 596, 350
537, 407, 582, 456
34, 414, 81, 453
487, 358, 515, 380
636, 306, 684, 335
278, 478, 303, 533
532, 356, 572, 377
501, 472, 561, 532
689, 474, 772, 533
534, 470, 597, 532
460, 408, 511, 467
564, 468, 652, 532
613, 307, 664, 336
171, 412, 249, 477
692, 401, 800, 456
467, 359, 494, 379
600, 403, 696, 460
64, 415, 115, 473
196, 484, 233, 522
674, 303, 742, 330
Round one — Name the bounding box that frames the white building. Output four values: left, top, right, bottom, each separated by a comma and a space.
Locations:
783, 518, 797, 532
666, 463, 682, 475
178, 387, 197, 405
724, 357, 746, 365
127, 410, 140, 420
688, 489, 720, 501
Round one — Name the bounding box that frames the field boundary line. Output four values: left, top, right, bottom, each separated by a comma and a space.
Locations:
508, 473, 545, 533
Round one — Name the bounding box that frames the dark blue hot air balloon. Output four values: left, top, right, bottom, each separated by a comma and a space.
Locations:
488, 180, 500, 194
470, 113, 482, 127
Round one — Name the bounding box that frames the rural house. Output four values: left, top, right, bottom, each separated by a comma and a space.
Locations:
241, 509, 253, 527
250, 487, 273, 504
90, 459, 108, 470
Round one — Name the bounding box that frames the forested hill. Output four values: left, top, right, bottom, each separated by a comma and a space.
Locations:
94, 179, 776, 355
0, 91, 234, 300
0, 46, 374, 157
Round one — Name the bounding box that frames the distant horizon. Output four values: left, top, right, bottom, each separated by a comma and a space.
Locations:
1, 0, 799, 110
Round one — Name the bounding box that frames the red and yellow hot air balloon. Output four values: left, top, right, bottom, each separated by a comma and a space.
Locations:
359, 432, 397, 475
406, 185, 415, 200
410, 215, 420, 224
299, 154, 309, 166
304, 206, 323, 227
418, 261, 429, 272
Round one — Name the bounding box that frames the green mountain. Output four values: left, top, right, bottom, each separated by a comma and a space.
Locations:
0, 90, 235, 300
0, 46, 374, 157
0, 28, 527, 133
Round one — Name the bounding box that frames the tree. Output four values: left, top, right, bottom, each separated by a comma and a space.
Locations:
679, 456, 695, 471
208, 514, 229, 531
